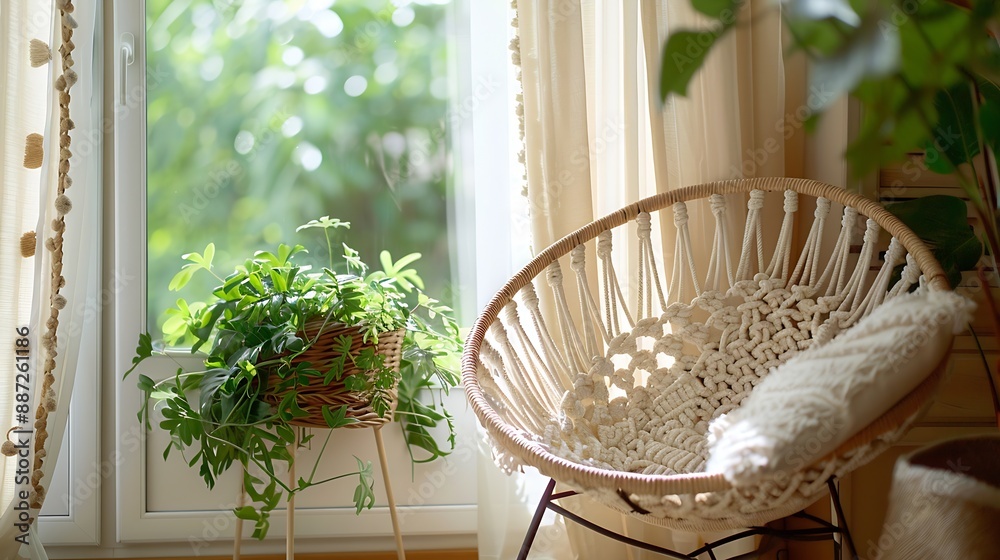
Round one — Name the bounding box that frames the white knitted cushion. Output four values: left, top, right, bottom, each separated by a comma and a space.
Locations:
705, 289, 975, 486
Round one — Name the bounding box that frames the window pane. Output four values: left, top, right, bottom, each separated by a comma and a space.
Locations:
146, 0, 454, 337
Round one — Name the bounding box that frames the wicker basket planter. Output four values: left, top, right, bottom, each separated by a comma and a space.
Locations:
126, 217, 463, 551
262, 320, 405, 429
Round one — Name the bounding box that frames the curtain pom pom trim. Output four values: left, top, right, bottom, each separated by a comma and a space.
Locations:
20, 231, 37, 257
23, 133, 44, 169
29, 39, 51, 67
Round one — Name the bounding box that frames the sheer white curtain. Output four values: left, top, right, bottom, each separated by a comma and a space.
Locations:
478, 1, 847, 558
0, 1, 99, 558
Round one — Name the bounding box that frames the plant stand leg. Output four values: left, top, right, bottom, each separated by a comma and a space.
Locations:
287, 431, 297, 560
373, 426, 405, 560
234, 480, 245, 560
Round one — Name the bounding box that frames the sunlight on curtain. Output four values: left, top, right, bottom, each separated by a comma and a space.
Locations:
478, 0, 847, 558
0, 1, 98, 557
0, 1, 55, 555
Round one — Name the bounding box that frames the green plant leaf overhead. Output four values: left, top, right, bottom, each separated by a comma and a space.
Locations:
810, 18, 899, 112
924, 82, 981, 173
660, 30, 725, 99
977, 74, 1000, 155
783, 0, 859, 26
691, 0, 740, 20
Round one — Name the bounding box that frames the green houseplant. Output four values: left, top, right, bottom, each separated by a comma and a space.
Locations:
660, 0, 998, 282
124, 217, 463, 539
661, 0, 1000, 423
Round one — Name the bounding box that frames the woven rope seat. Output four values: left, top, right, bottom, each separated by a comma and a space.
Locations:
463, 177, 954, 532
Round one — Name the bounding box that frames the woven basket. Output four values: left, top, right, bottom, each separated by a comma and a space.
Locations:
262, 320, 405, 429
877, 435, 1000, 559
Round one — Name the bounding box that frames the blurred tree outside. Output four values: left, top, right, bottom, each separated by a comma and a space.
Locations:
146, 0, 454, 338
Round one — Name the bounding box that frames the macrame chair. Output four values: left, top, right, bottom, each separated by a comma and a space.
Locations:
462, 177, 954, 559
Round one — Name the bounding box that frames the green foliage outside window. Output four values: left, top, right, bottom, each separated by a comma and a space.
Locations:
146, 0, 454, 337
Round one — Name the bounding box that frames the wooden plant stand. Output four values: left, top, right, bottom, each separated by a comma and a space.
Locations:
232, 425, 406, 560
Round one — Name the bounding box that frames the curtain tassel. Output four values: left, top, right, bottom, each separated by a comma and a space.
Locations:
23, 133, 43, 169
20, 231, 36, 258
29, 39, 51, 67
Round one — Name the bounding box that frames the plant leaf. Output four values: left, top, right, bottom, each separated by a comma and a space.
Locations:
691, 0, 740, 21
925, 82, 980, 173
124, 332, 154, 377
783, 0, 859, 26
660, 29, 725, 99
296, 216, 351, 232
352, 458, 375, 515
810, 18, 899, 112
886, 195, 982, 288
321, 405, 356, 429
977, 74, 1000, 156
234, 506, 259, 521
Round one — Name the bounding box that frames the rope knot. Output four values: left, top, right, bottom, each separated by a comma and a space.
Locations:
546, 261, 564, 286
489, 322, 510, 345
863, 219, 880, 244
673, 202, 689, 226
748, 190, 765, 210
782, 190, 798, 213
815, 197, 831, 218
709, 194, 726, 216
901, 254, 920, 283
841, 207, 858, 228
570, 244, 587, 271
597, 231, 612, 259
884, 237, 904, 265
501, 302, 519, 325
636, 212, 651, 239
519, 282, 539, 308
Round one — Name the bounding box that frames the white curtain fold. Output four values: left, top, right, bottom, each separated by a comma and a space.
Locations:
480, 1, 846, 558
0, 1, 98, 558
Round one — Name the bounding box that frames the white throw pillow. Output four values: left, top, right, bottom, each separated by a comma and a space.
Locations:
705, 289, 975, 486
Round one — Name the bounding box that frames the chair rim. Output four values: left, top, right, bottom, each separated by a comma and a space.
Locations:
462, 177, 951, 498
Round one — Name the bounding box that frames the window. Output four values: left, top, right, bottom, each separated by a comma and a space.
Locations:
144, 0, 457, 337
107, 0, 515, 551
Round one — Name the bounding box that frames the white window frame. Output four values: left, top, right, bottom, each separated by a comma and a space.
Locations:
107, 0, 515, 554
36, 0, 103, 547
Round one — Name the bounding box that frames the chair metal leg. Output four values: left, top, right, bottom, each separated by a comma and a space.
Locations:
827, 478, 859, 560
516, 478, 557, 560
517, 476, 857, 559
